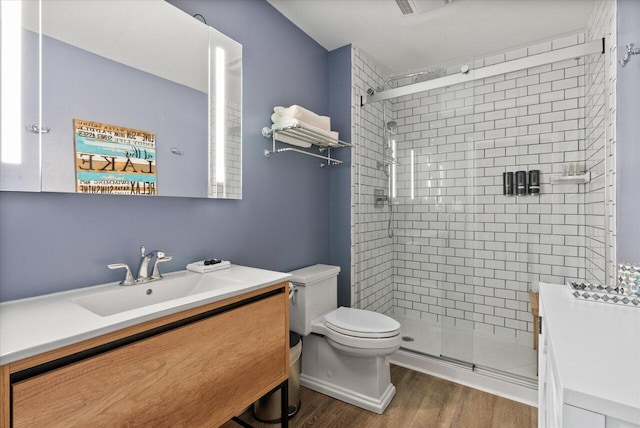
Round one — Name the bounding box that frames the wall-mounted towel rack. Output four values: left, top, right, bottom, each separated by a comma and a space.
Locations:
262, 124, 352, 167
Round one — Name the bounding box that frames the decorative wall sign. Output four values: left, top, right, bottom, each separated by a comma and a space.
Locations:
74, 119, 156, 195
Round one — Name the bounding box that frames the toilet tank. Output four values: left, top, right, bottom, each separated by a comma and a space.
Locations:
288, 264, 341, 336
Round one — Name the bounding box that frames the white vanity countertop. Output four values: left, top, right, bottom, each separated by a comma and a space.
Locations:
0, 265, 291, 366
539, 282, 640, 424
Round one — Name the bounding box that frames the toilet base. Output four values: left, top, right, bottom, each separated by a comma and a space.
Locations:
300, 334, 397, 414
300, 373, 396, 414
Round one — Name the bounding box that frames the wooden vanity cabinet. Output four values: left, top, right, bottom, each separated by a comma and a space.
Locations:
1, 282, 290, 427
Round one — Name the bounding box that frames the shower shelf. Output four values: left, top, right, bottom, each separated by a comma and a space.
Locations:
261, 124, 351, 167
550, 172, 590, 184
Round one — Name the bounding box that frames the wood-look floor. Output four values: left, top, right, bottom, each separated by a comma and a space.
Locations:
223, 365, 537, 428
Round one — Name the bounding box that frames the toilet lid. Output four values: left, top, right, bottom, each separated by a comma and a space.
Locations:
324, 307, 401, 339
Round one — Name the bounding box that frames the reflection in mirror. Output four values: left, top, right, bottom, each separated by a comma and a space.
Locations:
0, 0, 242, 199
209, 27, 242, 198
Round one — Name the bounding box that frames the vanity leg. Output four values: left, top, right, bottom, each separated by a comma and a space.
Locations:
280, 380, 289, 428
1, 365, 10, 428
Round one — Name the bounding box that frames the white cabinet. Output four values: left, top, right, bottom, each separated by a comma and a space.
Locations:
538, 283, 640, 428
563, 405, 605, 427
538, 299, 567, 427
606, 419, 640, 428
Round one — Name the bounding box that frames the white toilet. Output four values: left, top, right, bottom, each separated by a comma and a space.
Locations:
288, 264, 401, 414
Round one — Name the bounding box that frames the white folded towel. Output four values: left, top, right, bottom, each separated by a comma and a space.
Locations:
186, 260, 231, 273
272, 118, 339, 145
272, 105, 331, 131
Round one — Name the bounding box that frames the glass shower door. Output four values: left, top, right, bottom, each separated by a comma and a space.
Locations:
390, 66, 479, 366
433, 70, 478, 367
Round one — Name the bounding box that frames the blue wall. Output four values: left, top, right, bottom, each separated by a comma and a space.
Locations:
616, 0, 640, 263
328, 45, 352, 307
0, 0, 339, 301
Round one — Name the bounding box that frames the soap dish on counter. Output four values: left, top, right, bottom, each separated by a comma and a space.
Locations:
568, 281, 640, 307
186, 260, 231, 274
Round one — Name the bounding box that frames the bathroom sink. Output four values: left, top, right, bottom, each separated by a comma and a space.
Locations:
72, 272, 244, 317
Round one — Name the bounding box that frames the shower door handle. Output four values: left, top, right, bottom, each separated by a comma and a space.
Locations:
446, 211, 451, 248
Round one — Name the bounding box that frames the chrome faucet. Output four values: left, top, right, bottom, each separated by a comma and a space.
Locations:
137, 245, 173, 282
107, 263, 136, 286
137, 245, 155, 282
108, 245, 172, 286
151, 251, 173, 279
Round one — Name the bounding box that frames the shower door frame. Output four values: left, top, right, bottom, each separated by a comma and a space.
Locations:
363, 39, 604, 105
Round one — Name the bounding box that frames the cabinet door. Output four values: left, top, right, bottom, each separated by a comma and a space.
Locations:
539, 308, 564, 428
545, 344, 562, 428
606, 416, 640, 428
12, 293, 287, 427
538, 316, 546, 425
564, 405, 605, 428
538, 309, 552, 427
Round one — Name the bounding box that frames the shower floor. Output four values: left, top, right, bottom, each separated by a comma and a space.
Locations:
392, 314, 538, 381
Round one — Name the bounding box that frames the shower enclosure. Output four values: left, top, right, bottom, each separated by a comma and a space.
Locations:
351, 32, 613, 386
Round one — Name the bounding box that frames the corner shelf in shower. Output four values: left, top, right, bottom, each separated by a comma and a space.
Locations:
550, 172, 591, 184
261, 124, 352, 167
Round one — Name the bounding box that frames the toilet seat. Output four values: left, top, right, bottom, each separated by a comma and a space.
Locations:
311, 307, 402, 356
324, 307, 401, 339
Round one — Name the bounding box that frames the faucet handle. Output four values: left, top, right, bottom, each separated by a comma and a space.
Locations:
151, 252, 173, 280
108, 263, 136, 286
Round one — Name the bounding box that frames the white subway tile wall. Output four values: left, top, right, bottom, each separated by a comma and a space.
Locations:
351, 48, 395, 313
585, 0, 617, 286
351, 0, 615, 344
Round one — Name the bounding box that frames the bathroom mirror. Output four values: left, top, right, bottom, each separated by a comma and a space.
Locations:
0, 0, 242, 199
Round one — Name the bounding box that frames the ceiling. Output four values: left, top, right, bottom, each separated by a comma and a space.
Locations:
267, 0, 598, 75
